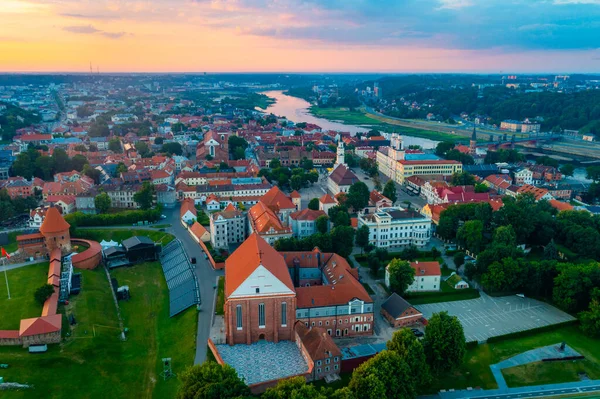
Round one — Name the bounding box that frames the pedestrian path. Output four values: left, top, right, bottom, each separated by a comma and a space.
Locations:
0, 259, 46, 272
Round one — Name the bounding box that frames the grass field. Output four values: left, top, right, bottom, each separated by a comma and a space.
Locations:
215, 276, 224, 315
3, 230, 25, 254
0, 261, 197, 399
0, 263, 48, 329
310, 106, 383, 126
75, 229, 174, 246
430, 325, 600, 393
502, 359, 600, 388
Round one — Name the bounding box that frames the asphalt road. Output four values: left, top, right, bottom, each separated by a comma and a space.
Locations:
162, 206, 223, 365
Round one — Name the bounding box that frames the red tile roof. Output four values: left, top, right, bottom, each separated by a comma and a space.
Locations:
549, 200, 574, 212
225, 233, 295, 297
190, 222, 209, 240
180, 198, 197, 218
319, 193, 336, 204
39, 206, 70, 234
260, 186, 296, 212
290, 209, 326, 221
0, 330, 19, 339
329, 164, 359, 186
248, 202, 290, 234
295, 322, 341, 360
290, 190, 301, 199
411, 261, 441, 277
19, 314, 62, 337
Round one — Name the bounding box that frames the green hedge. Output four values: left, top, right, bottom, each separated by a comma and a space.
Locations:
66, 208, 162, 227
485, 320, 579, 344
405, 288, 480, 305
465, 340, 479, 349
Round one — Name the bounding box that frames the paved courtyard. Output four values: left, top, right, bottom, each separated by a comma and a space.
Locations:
215, 341, 308, 385
415, 295, 576, 343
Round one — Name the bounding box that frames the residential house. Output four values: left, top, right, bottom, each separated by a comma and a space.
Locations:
289, 209, 327, 238
380, 293, 423, 328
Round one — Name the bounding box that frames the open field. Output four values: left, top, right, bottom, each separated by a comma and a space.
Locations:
0, 262, 48, 329
75, 229, 174, 246
0, 261, 197, 399
431, 325, 600, 393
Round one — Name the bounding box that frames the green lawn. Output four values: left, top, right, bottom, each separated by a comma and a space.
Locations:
3, 231, 25, 254
310, 106, 383, 126
0, 261, 197, 399
0, 263, 48, 329
75, 229, 174, 246
215, 276, 224, 315
429, 325, 600, 393
502, 359, 600, 388
151, 224, 172, 229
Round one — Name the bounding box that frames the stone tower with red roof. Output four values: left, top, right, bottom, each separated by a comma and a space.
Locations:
40, 206, 71, 254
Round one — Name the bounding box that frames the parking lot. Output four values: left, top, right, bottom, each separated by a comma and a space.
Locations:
416, 295, 576, 343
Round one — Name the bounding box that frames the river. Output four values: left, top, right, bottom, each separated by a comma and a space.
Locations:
258, 90, 440, 149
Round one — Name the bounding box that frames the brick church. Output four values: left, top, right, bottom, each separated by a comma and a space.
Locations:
224, 233, 374, 345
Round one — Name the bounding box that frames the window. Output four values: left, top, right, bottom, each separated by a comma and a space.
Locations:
255, 287, 260, 294
334, 364, 339, 370
317, 368, 321, 373
317, 360, 321, 366
258, 303, 265, 328
334, 357, 339, 362
325, 366, 330, 372
281, 302, 287, 326
236, 305, 243, 330
326, 358, 330, 364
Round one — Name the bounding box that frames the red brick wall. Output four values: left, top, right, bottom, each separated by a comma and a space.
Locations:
381, 308, 422, 328
44, 230, 71, 254
297, 314, 374, 338
225, 295, 297, 345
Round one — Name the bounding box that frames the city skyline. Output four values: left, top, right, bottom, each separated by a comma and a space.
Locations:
1, 0, 600, 73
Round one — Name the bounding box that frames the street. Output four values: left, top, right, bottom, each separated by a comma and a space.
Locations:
162, 206, 224, 364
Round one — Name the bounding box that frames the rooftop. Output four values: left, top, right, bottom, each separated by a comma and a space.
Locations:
215, 340, 308, 385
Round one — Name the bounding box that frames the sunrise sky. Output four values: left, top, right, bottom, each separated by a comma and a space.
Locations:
1, 0, 599, 73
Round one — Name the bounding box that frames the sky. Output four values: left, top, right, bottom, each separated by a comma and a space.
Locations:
1, 0, 600, 73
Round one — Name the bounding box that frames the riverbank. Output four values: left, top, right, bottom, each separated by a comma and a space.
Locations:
308, 105, 461, 143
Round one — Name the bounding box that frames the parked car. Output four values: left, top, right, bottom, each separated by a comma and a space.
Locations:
411, 328, 424, 337
191, 257, 197, 264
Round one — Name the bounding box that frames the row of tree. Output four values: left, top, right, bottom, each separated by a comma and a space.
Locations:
11, 147, 89, 180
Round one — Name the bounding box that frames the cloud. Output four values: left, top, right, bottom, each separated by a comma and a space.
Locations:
63, 24, 100, 34
62, 24, 128, 39
436, 0, 473, 10
60, 12, 117, 20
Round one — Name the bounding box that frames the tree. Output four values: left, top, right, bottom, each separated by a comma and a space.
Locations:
387, 329, 431, 389
493, 225, 516, 247
423, 311, 466, 374
355, 225, 370, 254
233, 146, 245, 160
543, 239, 558, 260
291, 174, 303, 191
367, 252, 382, 276
453, 251, 466, 268
108, 138, 122, 153
161, 142, 183, 156
308, 198, 320, 210
136, 141, 150, 157
51, 147, 71, 173
263, 376, 327, 399
553, 263, 600, 313
177, 362, 250, 399
94, 192, 111, 213
435, 141, 454, 157
560, 163, 575, 177
11, 153, 34, 179
451, 171, 476, 186
580, 290, 600, 338
34, 284, 55, 305
88, 120, 110, 137
387, 259, 415, 295
481, 257, 527, 293
154, 137, 164, 145
83, 164, 101, 184
74, 144, 87, 152
536, 156, 559, 168
587, 166, 600, 182
34, 155, 54, 180
331, 226, 355, 257
382, 180, 398, 204
457, 220, 484, 253
116, 162, 128, 175
133, 182, 155, 210
270, 158, 281, 169
71, 154, 89, 172
346, 181, 370, 211
474, 183, 489, 193
315, 215, 329, 234
348, 350, 416, 399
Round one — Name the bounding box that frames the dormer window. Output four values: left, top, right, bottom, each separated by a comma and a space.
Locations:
256, 288, 260, 294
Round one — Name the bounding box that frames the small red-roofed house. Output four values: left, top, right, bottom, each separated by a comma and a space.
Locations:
180, 198, 197, 224
386, 260, 441, 292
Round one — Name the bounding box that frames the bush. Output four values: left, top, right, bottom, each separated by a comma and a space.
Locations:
34, 284, 55, 305
65, 208, 162, 228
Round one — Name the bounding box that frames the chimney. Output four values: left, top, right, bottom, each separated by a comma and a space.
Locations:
415, 260, 419, 264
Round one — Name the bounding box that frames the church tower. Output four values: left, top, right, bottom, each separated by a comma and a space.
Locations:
389, 133, 405, 161
469, 127, 477, 155
335, 140, 345, 168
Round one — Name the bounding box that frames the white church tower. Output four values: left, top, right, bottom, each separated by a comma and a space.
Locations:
389, 133, 405, 161
334, 139, 346, 168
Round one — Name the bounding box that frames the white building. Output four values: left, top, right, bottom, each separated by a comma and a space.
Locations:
357, 207, 432, 248
210, 205, 246, 249
385, 261, 441, 292
289, 209, 327, 238
513, 167, 534, 186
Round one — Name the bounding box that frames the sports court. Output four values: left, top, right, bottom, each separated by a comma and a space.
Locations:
415, 295, 575, 343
